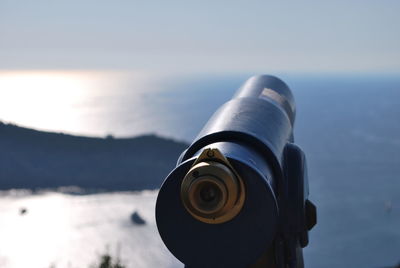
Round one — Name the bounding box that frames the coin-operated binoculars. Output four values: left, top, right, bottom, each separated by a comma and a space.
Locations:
156, 75, 316, 268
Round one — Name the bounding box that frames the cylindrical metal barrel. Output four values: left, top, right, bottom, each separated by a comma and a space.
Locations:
156, 75, 296, 268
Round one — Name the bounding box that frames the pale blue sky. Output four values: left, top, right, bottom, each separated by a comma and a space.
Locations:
1, 0, 399, 73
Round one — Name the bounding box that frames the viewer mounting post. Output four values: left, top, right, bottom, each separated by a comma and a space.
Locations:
156, 75, 317, 268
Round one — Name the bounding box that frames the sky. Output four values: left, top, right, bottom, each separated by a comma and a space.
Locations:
1, 0, 400, 73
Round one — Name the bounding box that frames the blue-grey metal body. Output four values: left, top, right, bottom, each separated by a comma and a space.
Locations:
156, 75, 315, 268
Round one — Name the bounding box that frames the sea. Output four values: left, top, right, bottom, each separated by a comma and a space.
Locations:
0, 71, 399, 267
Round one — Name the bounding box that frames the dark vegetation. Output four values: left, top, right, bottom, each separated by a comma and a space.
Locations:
92, 253, 125, 268
0, 122, 188, 191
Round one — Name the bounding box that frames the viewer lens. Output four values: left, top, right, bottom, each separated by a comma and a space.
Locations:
195, 181, 222, 211
200, 183, 219, 203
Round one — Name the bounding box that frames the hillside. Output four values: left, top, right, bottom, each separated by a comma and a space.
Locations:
0, 122, 188, 191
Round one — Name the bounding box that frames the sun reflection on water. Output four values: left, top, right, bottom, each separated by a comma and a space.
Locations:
0, 71, 92, 132
0, 191, 179, 268
1, 194, 71, 267
0, 70, 154, 137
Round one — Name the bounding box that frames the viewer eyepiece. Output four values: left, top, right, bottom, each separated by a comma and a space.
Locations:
192, 179, 224, 212
180, 149, 245, 224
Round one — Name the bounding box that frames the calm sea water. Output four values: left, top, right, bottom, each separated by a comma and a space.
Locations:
0, 72, 399, 267
0, 190, 179, 268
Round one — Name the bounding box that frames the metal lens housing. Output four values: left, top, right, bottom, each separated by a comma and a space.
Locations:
181, 160, 245, 224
